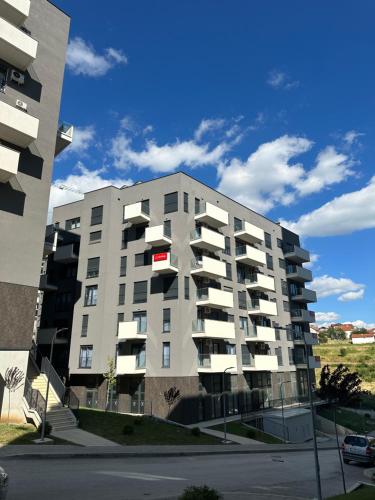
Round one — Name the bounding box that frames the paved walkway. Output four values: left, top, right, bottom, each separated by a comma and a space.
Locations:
51, 428, 120, 447
200, 427, 260, 444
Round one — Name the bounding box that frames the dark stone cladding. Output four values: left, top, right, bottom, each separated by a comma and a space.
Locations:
0, 282, 38, 350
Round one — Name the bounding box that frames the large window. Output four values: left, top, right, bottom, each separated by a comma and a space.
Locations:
86, 257, 100, 279
265, 232, 272, 249
163, 276, 178, 300
91, 205, 103, 226
118, 284, 126, 305
79, 345, 93, 368
162, 342, 170, 368
135, 251, 151, 267
133, 311, 147, 333
120, 256, 127, 276
81, 315, 89, 337
239, 316, 249, 336
133, 281, 148, 303
224, 236, 231, 256
164, 192, 178, 214
163, 308, 171, 332
266, 253, 274, 270
275, 347, 283, 366
238, 290, 247, 310
65, 217, 80, 230
90, 231, 102, 243
184, 276, 190, 299
84, 285, 98, 306
225, 262, 232, 280
183, 192, 189, 213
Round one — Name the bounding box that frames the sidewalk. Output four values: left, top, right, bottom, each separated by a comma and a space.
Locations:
51, 428, 120, 447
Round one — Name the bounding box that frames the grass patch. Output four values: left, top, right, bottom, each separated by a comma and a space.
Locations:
77, 408, 220, 445
327, 485, 375, 500
317, 406, 375, 433
0, 423, 70, 445
210, 421, 284, 444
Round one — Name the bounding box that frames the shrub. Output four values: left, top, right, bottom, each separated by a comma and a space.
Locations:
122, 425, 134, 435
340, 348, 347, 357
191, 427, 201, 437
38, 421, 52, 436
246, 429, 256, 439
134, 417, 143, 426
364, 413, 371, 419
178, 486, 222, 500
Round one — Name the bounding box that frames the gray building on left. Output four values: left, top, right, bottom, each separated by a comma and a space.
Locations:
0, 0, 72, 422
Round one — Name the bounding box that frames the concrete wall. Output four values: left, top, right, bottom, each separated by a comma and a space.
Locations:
0, 351, 29, 423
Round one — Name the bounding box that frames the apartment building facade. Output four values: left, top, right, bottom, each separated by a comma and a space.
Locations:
51, 172, 318, 424
0, 0, 71, 421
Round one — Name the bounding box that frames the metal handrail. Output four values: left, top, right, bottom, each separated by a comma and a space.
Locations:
24, 378, 46, 419
41, 357, 65, 401
64, 387, 80, 412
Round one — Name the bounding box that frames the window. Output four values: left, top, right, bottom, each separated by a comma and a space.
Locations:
65, 217, 80, 230
183, 192, 189, 213
234, 217, 242, 232
55, 292, 72, 312
164, 220, 171, 237
79, 345, 93, 368
133, 311, 147, 333
117, 313, 124, 335
87, 257, 100, 279
225, 262, 232, 280
162, 342, 170, 368
239, 316, 249, 336
141, 199, 150, 215
121, 229, 128, 249
288, 347, 294, 365
279, 258, 286, 270
275, 347, 283, 366
184, 276, 190, 299
118, 284, 126, 305
238, 290, 247, 310
195, 197, 200, 214
277, 238, 283, 248
281, 279, 288, 296
81, 315, 89, 337
163, 276, 178, 300
266, 253, 273, 270
90, 231, 101, 243
120, 256, 127, 276
224, 236, 231, 256
283, 300, 290, 312
163, 308, 171, 332
84, 285, 98, 306
91, 205, 103, 226
133, 281, 147, 303
265, 232, 272, 249
164, 192, 178, 214
135, 251, 151, 267
135, 225, 146, 240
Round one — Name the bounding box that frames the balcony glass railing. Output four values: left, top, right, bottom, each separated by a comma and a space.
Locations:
135, 354, 146, 369
196, 285, 221, 300
58, 122, 74, 138
198, 353, 211, 367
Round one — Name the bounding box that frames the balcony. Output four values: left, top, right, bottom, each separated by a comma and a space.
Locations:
286, 265, 312, 283
245, 273, 275, 293
53, 243, 78, 264
152, 252, 178, 274
244, 325, 276, 342
0, 0, 30, 26
197, 354, 237, 373
192, 319, 235, 340
190, 227, 225, 252
294, 354, 321, 369
0, 143, 19, 182
248, 298, 278, 317
116, 354, 146, 375
145, 224, 172, 247
0, 100, 39, 148
123, 201, 150, 224
55, 122, 73, 156
235, 245, 266, 267
291, 309, 316, 323
39, 274, 57, 292
194, 201, 228, 228
284, 245, 310, 264
309, 356, 321, 369
242, 354, 278, 371
290, 287, 317, 303
293, 331, 319, 345
234, 220, 264, 245
190, 256, 226, 279
196, 287, 234, 309
0, 16, 37, 70
118, 321, 147, 341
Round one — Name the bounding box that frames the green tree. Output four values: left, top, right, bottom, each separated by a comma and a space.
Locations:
103, 358, 117, 411
326, 327, 346, 341
317, 364, 362, 405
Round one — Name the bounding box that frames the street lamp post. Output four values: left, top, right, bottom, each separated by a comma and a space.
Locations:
222, 366, 235, 443
40, 327, 68, 442
279, 380, 291, 442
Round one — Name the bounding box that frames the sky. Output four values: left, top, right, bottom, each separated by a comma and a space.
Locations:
51, 0, 375, 327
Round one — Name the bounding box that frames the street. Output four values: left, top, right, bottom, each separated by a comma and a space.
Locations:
1, 449, 368, 500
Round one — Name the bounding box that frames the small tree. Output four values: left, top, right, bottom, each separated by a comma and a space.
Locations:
103, 358, 117, 412
317, 364, 362, 405
4, 367, 24, 423
164, 386, 181, 417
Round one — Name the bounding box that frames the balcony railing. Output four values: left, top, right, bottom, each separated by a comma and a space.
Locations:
291, 309, 316, 323
234, 220, 265, 244
286, 265, 312, 282
192, 318, 236, 339
0, 15, 38, 70
0, 0, 31, 26
235, 244, 266, 266
190, 226, 225, 251
194, 201, 228, 227
283, 244, 310, 264
190, 256, 226, 279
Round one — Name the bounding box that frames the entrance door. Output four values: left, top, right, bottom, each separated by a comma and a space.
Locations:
130, 378, 145, 414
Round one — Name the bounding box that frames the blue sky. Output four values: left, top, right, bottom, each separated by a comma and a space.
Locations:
51, 0, 375, 326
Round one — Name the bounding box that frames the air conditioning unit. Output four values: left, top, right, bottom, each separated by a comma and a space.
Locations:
10, 70, 25, 85
16, 99, 27, 111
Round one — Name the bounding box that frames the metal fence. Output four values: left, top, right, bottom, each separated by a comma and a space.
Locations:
24, 378, 46, 420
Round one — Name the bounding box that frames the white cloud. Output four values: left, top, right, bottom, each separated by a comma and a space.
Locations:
267, 70, 299, 90
305, 253, 319, 270
309, 274, 365, 301
143, 125, 153, 135
350, 320, 375, 330
67, 37, 127, 77
315, 312, 340, 324
282, 176, 375, 237
344, 130, 364, 146
194, 118, 225, 141
62, 125, 95, 156
48, 162, 132, 222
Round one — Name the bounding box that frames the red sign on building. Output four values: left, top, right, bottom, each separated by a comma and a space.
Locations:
153, 252, 168, 262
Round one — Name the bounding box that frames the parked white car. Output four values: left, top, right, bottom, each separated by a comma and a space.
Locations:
342, 434, 375, 465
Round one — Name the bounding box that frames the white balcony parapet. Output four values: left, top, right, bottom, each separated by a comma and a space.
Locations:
244, 325, 276, 342
152, 252, 178, 274
190, 256, 226, 279
0, 143, 19, 182
196, 287, 234, 309
118, 321, 147, 341
245, 273, 275, 292
0, 0, 30, 26
234, 220, 265, 245
242, 354, 278, 372
235, 244, 266, 267
194, 201, 228, 228
192, 319, 235, 340
0, 16, 37, 70
116, 354, 146, 375
123, 201, 150, 224
190, 226, 225, 252
197, 354, 237, 373
0, 99, 39, 148
55, 122, 73, 157
248, 298, 278, 316
308, 355, 321, 369
145, 224, 172, 247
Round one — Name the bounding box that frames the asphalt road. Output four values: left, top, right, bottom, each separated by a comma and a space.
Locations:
1, 449, 368, 500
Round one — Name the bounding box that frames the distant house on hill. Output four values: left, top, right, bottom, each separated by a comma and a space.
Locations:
331, 323, 354, 339
351, 332, 375, 345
